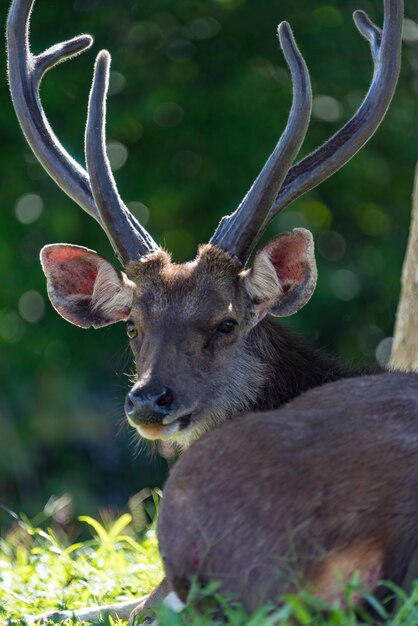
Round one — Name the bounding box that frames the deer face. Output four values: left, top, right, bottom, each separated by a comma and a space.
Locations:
40, 229, 316, 446
123, 246, 261, 445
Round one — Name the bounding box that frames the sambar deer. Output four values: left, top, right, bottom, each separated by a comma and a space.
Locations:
159, 371, 418, 616
7, 0, 401, 451
7, 0, 403, 622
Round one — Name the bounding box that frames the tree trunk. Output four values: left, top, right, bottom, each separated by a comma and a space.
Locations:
390, 164, 418, 371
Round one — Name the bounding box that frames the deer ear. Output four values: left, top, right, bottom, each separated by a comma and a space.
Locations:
311, 540, 383, 605
244, 228, 317, 319
40, 244, 134, 329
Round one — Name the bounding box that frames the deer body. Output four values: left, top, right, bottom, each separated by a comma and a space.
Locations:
159, 371, 418, 612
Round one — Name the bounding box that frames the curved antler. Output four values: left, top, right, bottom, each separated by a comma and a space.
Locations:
210, 0, 403, 265
85, 51, 159, 264
6, 0, 159, 263
268, 0, 403, 221
210, 22, 312, 263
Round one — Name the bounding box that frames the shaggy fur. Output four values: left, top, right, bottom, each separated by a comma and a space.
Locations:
91, 259, 134, 317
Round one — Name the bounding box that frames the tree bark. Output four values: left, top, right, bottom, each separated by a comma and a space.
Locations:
390, 164, 418, 371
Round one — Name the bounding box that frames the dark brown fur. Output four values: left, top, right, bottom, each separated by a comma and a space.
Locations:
159, 372, 418, 612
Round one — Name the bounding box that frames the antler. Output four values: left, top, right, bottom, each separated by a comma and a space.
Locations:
85, 51, 159, 265
6, 0, 159, 264
210, 22, 312, 266
210, 0, 403, 264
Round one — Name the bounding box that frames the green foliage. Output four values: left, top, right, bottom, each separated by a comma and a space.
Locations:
0, 511, 162, 621
1, 513, 418, 626
1, 0, 418, 514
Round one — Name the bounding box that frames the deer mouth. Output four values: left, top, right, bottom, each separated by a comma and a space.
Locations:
162, 410, 195, 429
138, 412, 194, 440
176, 413, 192, 430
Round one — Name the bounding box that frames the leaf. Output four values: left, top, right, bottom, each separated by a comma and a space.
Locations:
108, 514, 133, 543
78, 517, 109, 545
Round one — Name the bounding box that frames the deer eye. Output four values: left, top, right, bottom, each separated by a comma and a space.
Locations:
126, 321, 138, 339
216, 319, 237, 335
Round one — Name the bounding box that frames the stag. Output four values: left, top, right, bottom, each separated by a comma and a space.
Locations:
7, 0, 403, 622
7, 0, 402, 450
159, 371, 418, 616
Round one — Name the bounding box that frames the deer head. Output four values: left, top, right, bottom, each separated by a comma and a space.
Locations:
7, 0, 403, 446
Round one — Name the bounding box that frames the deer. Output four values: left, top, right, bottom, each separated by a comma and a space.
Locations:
159, 370, 418, 618
6, 0, 403, 622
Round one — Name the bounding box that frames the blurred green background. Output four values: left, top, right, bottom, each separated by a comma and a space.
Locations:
0, 0, 417, 525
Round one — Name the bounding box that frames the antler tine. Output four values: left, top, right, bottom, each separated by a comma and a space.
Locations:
7, 0, 159, 264
266, 0, 402, 224
85, 51, 159, 264
6, 0, 98, 221
353, 10, 382, 62
210, 22, 312, 264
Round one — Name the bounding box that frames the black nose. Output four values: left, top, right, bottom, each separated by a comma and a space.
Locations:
125, 387, 174, 425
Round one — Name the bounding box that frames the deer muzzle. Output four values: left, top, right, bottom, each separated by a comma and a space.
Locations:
125, 385, 195, 440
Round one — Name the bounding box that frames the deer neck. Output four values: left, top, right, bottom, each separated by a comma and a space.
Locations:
248, 317, 358, 412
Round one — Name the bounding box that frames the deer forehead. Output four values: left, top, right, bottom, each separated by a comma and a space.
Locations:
125, 245, 244, 321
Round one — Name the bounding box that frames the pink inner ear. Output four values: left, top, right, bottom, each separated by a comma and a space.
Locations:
265, 232, 308, 288
41, 246, 99, 297
40, 244, 132, 329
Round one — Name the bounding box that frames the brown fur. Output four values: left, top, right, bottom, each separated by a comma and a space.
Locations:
159, 372, 418, 613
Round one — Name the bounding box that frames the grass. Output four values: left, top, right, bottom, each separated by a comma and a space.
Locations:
1, 503, 418, 626
0, 505, 162, 625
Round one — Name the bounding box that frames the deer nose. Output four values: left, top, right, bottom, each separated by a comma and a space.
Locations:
125, 387, 174, 425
